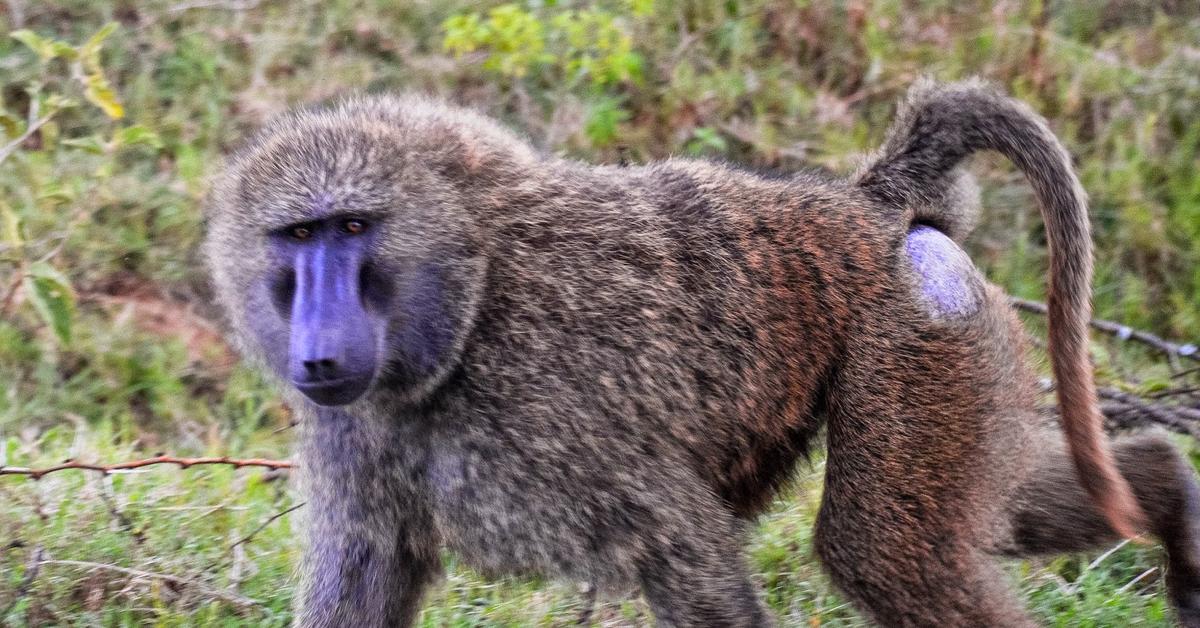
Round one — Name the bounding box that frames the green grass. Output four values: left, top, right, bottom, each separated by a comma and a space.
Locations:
3, 433, 1188, 626
2, 0, 1199, 625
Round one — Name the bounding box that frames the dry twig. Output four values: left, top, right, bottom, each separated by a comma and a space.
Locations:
226, 502, 304, 556
1012, 297, 1199, 366
36, 559, 262, 610
0, 545, 45, 619
1098, 387, 1200, 438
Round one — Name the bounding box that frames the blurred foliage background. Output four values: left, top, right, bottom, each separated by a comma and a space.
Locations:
1, 0, 1198, 625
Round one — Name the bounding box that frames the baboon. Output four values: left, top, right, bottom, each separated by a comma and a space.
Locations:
204, 79, 1200, 627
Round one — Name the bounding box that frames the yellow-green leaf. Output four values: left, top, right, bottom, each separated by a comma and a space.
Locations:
1, 203, 21, 248
114, 125, 161, 149
1140, 378, 1171, 394
627, 0, 654, 17
61, 135, 108, 154
51, 41, 78, 60
10, 30, 57, 61
0, 111, 20, 139
23, 262, 75, 345
38, 120, 60, 149
42, 93, 75, 113
75, 23, 124, 119
3, 436, 15, 467
36, 184, 75, 206
79, 22, 118, 63
84, 74, 124, 120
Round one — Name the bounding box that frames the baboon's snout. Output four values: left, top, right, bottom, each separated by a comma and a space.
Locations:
283, 234, 379, 406
289, 326, 377, 407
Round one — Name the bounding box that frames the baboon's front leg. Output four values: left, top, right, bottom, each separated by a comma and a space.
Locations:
297, 520, 439, 627
637, 541, 773, 628
295, 409, 441, 627
999, 431, 1200, 627
632, 476, 774, 627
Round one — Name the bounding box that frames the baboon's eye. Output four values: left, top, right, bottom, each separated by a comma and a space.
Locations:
342, 219, 367, 235
289, 224, 314, 240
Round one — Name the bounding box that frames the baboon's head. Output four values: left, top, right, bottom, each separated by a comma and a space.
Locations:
204, 95, 535, 407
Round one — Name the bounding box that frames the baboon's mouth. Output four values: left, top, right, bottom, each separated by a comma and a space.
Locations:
293, 375, 372, 406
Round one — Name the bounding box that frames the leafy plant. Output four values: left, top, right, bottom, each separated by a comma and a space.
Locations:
443, 2, 645, 146
0, 24, 160, 348
444, 2, 643, 87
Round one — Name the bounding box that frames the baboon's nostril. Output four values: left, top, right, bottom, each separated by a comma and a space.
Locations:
302, 358, 339, 379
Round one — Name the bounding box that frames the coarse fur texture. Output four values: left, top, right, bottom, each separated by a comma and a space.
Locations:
855, 78, 1145, 539
204, 80, 1200, 627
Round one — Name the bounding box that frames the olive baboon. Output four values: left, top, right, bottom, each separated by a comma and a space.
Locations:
203, 79, 1200, 627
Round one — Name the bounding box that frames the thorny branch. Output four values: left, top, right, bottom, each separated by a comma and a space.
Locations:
0, 455, 293, 479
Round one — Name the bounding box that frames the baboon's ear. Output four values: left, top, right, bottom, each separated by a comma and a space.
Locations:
427, 134, 493, 180
457, 136, 489, 174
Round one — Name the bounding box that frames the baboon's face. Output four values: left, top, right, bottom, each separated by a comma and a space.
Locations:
264, 210, 385, 406
206, 120, 483, 407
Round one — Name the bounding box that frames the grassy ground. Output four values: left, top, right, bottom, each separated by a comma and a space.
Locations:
2, 1, 1199, 625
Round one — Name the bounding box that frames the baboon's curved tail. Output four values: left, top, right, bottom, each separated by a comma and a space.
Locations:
856, 78, 1146, 539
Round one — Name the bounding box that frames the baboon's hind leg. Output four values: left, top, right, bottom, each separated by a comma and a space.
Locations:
816, 303, 1039, 627
999, 431, 1200, 627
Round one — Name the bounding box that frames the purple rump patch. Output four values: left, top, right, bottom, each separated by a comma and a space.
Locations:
904, 225, 981, 318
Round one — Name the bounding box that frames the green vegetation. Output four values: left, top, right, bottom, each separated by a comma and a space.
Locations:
1, 1, 1198, 625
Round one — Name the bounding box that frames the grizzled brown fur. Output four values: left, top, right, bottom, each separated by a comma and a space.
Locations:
204, 80, 1200, 626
